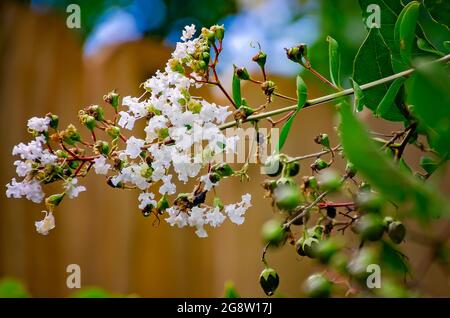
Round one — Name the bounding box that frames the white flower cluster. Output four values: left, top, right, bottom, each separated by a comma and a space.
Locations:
6, 116, 87, 235
166, 194, 252, 237
6, 25, 252, 238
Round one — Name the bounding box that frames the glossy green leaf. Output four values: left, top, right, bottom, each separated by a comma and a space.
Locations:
417, 38, 444, 56
415, 1, 450, 54
327, 36, 341, 88
376, 77, 407, 121
339, 100, 448, 221
277, 75, 307, 152
232, 65, 242, 108
353, 28, 394, 111
420, 155, 439, 175
395, 1, 420, 66
381, 242, 409, 274
407, 60, 450, 158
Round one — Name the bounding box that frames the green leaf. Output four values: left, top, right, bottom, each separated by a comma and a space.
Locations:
420, 155, 439, 175
376, 77, 407, 121
415, 1, 450, 54
327, 36, 341, 88
417, 38, 444, 56
380, 242, 409, 274
276, 75, 307, 152
351, 79, 365, 112
353, 28, 394, 111
339, 100, 448, 221
232, 65, 242, 108
407, 60, 450, 158
394, 1, 420, 66
359, 0, 402, 55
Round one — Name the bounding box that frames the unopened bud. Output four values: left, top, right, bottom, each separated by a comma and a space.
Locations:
235, 67, 250, 80
252, 51, 267, 68
103, 89, 120, 110
285, 44, 308, 64
261, 80, 276, 96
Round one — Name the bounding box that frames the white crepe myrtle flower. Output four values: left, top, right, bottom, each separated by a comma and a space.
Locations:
188, 206, 208, 238
159, 175, 176, 195
118, 111, 136, 130
181, 24, 196, 41
27, 116, 50, 132
224, 194, 252, 225
14, 160, 32, 177
6, 178, 45, 203
93, 156, 111, 175
205, 207, 226, 227
125, 136, 145, 159
35, 211, 55, 235
166, 207, 189, 228
63, 178, 86, 199
138, 192, 157, 210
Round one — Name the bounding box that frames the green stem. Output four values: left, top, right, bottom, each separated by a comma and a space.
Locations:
219, 54, 450, 130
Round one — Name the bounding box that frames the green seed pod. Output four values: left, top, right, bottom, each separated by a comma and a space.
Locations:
187, 99, 202, 114
353, 214, 385, 241
314, 133, 330, 148
316, 238, 343, 264
213, 196, 224, 210
262, 179, 277, 192
317, 170, 341, 192
345, 162, 357, 178
388, 221, 406, 244
303, 273, 332, 298
304, 176, 318, 190
355, 190, 384, 213
264, 155, 283, 177
302, 237, 320, 259
201, 27, 215, 43
274, 183, 302, 211
295, 237, 306, 256
88, 105, 105, 121
259, 268, 279, 296
285, 161, 300, 177
312, 158, 329, 171
347, 247, 378, 282
62, 124, 81, 145
261, 219, 287, 247
383, 216, 394, 229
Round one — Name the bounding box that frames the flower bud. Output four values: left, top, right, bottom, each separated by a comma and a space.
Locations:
211, 24, 225, 41
261, 80, 276, 96
388, 221, 406, 244
94, 140, 110, 156
303, 273, 332, 298
252, 51, 267, 68
285, 44, 307, 64
201, 27, 215, 43
262, 219, 287, 247
61, 124, 81, 145
209, 172, 221, 184
45, 193, 65, 208
259, 268, 279, 296
314, 133, 330, 148
235, 67, 250, 80
87, 105, 105, 121
48, 114, 59, 129
103, 89, 120, 110
82, 115, 96, 131
106, 126, 121, 139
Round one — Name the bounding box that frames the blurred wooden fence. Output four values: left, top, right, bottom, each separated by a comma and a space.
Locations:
0, 2, 448, 297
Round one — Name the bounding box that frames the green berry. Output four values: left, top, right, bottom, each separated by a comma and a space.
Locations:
303, 273, 332, 298
262, 219, 287, 247
388, 221, 406, 244
259, 268, 279, 296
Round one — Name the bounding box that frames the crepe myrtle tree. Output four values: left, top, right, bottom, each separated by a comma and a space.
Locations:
5, 1, 450, 297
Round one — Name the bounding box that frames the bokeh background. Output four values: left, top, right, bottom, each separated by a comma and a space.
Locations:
0, 0, 448, 297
